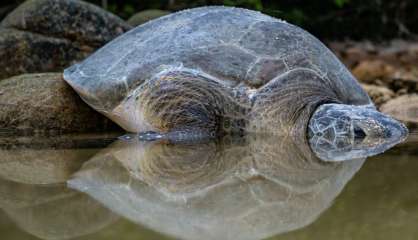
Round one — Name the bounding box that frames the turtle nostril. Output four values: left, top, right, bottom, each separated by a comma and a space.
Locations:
354, 125, 366, 139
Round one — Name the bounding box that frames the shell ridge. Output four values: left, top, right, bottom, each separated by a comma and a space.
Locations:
149, 64, 231, 88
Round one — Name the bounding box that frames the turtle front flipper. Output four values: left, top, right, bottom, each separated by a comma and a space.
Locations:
113, 69, 246, 142
248, 69, 339, 137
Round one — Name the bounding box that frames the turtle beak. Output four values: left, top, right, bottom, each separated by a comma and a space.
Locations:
352, 108, 408, 144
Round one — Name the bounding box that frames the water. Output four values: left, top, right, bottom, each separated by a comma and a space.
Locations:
0, 131, 416, 240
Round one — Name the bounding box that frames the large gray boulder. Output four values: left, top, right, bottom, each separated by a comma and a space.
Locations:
0, 73, 121, 133
0, 0, 131, 79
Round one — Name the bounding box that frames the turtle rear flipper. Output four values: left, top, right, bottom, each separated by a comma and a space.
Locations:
145, 129, 216, 144
114, 69, 244, 139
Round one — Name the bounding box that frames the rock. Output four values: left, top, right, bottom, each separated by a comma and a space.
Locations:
381, 94, 418, 126
390, 68, 418, 94
378, 39, 418, 66
327, 41, 377, 69
353, 63, 418, 95
0, 73, 121, 133
329, 40, 418, 103
352, 60, 395, 83
342, 46, 369, 68
329, 40, 418, 68
0, 28, 92, 80
1, 0, 130, 47
0, 0, 131, 79
361, 84, 395, 107
127, 9, 170, 26
0, 4, 17, 22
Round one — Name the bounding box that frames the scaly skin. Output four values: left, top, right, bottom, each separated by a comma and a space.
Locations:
308, 103, 408, 161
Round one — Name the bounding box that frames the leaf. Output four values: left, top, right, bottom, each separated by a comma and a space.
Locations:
334, 0, 350, 8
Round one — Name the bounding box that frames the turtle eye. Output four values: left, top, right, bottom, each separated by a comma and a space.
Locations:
353, 125, 366, 139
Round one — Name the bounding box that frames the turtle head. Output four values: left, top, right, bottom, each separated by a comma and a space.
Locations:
308, 103, 408, 161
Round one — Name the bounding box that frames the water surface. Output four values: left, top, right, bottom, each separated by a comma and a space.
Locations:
0, 131, 416, 240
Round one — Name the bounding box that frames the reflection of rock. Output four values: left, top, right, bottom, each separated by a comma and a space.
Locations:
0, 134, 118, 184
361, 84, 395, 107
4, 192, 118, 240
0, 134, 119, 240
381, 94, 418, 126
0, 178, 75, 209
69, 135, 365, 240
0, 73, 121, 132
0, 148, 88, 184
0, 0, 131, 79
127, 9, 170, 26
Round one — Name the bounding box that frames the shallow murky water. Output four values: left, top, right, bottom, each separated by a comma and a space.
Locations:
0, 131, 416, 240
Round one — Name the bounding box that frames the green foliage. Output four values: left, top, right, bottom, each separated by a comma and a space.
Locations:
284, 8, 307, 25
122, 4, 136, 17
334, 0, 350, 8
223, 0, 263, 11
71, 0, 418, 40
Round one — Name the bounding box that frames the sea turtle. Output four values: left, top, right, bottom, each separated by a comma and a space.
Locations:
63, 6, 407, 155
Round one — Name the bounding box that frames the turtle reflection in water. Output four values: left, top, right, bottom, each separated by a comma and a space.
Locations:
64, 6, 407, 159
69, 134, 365, 240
